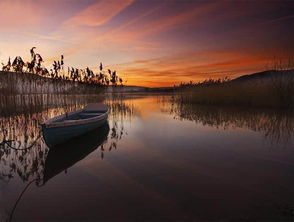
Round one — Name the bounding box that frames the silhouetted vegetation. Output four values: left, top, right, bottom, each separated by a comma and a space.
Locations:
178, 59, 294, 108
0, 48, 125, 95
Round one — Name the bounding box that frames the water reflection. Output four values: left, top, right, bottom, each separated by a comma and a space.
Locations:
0, 94, 104, 117
1, 96, 133, 221
1, 94, 293, 184
0, 96, 133, 185
162, 96, 294, 144
0, 113, 47, 183
1, 95, 293, 221
43, 123, 110, 184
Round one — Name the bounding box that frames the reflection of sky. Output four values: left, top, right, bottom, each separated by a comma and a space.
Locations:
0, 0, 293, 86
1, 95, 294, 221
2, 95, 294, 221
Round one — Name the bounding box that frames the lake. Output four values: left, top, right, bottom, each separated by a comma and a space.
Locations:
0, 94, 293, 221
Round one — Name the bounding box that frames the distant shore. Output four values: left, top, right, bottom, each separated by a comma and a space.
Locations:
0, 71, 175, 94
178, 70, 294, 108
1, 69, 293, 108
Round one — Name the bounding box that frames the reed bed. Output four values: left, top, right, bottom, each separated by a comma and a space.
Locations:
0, 71, 105, 95
179, 70, 294, 108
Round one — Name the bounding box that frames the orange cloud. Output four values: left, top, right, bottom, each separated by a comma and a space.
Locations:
112, 50, 275, 87
0, 0, 291, 88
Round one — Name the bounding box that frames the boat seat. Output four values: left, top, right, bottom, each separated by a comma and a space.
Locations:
63, 120, 77, 122
79, 113, 101, 116
84, 103, 108, 112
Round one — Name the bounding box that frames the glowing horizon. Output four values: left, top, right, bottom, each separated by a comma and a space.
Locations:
0, 0, 293, 87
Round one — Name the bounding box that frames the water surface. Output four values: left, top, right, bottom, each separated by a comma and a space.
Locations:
0, 95, 293, 221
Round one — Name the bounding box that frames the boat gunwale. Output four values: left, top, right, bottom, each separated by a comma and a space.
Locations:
42, 108, 109, 129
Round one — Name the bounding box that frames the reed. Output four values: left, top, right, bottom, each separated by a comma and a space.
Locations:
0, 71, 106, 95
178, 69, 294, 108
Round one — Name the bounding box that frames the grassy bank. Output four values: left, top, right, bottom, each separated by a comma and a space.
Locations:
178, 70, 294, 108
0, 71, 104, 95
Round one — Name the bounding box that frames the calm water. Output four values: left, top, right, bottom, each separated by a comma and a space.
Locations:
0, 95, 293, 221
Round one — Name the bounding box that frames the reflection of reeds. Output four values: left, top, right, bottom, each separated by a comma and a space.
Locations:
106, 95, 134, 120
0, 106, 83, 182
0, 112, 47, 182
0, 94, 104, 117
100, 97, 134, 157
0, 95, 133, 183
161, 96, 294, 144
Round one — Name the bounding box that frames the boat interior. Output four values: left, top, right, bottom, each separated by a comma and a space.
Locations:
54, 110, 106, 123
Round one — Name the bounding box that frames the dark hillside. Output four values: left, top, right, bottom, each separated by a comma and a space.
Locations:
233, 70, 294, 82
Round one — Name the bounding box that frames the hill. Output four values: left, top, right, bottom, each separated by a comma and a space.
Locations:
232, 69, 294, 82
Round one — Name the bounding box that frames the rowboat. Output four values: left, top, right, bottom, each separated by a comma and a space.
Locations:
42, 103, 109, 147
42, 123, 109, 184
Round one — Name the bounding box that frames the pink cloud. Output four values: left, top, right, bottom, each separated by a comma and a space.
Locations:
0, 0, 43, 27
55, 1, 223, 58
63, 0, 134, 27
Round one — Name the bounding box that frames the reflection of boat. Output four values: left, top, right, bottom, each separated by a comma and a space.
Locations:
42, 103, 109, 146
42, 123, 110, 184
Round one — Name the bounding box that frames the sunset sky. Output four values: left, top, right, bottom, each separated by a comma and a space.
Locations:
0, 0, 293, 87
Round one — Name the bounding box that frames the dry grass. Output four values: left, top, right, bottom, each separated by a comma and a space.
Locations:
0, 71, 105, 95
179, 70, 294, 108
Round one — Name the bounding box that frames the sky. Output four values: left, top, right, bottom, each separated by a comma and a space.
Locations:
0, 0, 293, 87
